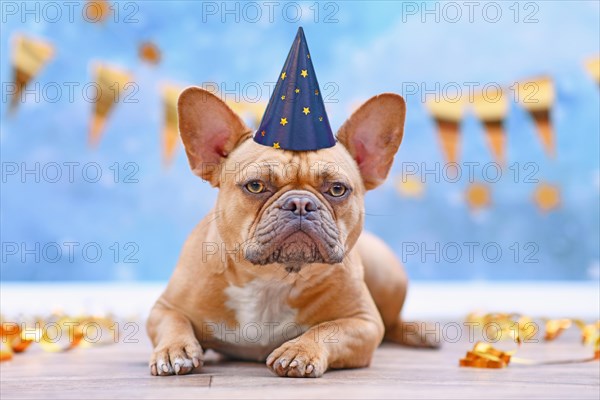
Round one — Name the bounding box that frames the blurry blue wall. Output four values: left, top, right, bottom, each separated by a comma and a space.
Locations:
0, 1, 598, 281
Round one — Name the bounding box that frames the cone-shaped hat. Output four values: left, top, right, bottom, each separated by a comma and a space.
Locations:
254, 27, 336, 151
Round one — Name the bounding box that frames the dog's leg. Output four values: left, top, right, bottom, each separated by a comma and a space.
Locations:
357, 232, 440, 348
266, 284, 384, 378
266, 312, 384, 378
146, 301, 204, 376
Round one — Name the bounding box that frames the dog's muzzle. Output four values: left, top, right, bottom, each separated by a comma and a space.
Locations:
244, 191, 344, 270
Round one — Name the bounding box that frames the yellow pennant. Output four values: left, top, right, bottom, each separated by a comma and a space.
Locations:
517, 77, 555, 158
472, 87, 509, 165
9, 35, 54, 112
161, 84, 183, 165
585, 56, 600, 86
89, 63, 133, 146
426, 98, 464, 164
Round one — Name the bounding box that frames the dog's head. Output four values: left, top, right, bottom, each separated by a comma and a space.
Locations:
178, 88, 405, 272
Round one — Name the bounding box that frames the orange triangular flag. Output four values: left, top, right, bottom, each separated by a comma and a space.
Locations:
161, 85, 183, 165
517, 77, 555, 158
426, 99, 464, 164
9, 35, 54, 113
472, 87, 509, 164
89, 64, 132, 146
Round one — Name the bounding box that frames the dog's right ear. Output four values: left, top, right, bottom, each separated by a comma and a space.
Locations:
178, 87, 252, 186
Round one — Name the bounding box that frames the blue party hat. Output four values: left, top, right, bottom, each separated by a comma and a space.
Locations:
254, 27, 336, 151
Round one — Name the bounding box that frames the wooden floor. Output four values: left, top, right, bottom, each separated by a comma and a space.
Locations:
1, 329, 598, 399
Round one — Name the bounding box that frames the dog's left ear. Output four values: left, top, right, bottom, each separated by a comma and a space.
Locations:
337, 94, 406, 190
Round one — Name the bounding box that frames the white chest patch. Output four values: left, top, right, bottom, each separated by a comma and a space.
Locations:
221, 279, 303, 348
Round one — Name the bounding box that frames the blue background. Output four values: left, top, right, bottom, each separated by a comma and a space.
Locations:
1, 1, 598, 281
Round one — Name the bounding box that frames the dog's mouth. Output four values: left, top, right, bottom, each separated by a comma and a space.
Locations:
244, 210, 344, 272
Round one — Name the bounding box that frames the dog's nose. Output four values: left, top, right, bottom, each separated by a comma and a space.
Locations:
282, 196, 317, 216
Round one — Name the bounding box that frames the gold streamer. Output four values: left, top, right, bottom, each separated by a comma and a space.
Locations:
0, 313, 122, 361
462, 313, 600, 368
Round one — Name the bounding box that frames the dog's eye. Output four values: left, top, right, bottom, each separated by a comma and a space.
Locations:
245, 181, 266, 194
327, 183, 347, 197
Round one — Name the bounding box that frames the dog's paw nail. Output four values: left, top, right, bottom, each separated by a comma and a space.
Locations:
306, 364, 314, 374
192, 357, 201, 368
289, 360, 298, 368
150, 364, 157, 376
174, 363, 181, 374
279, 359, 288, 368
161, 364, 170, 373
266, 356, 275, 366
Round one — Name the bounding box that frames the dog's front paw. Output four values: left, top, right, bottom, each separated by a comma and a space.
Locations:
266, 341, 327, 378
149, 340, 203, 376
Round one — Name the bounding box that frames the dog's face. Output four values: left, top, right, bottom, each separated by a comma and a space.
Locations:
178, 88, 406, 272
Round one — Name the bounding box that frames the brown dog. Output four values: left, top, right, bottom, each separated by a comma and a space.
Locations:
147, 87, 434, 378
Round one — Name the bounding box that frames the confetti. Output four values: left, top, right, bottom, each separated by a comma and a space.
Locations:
139, 41, 161, 64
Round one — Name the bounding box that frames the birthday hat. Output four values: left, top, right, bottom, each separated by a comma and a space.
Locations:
254, 27, 335, 151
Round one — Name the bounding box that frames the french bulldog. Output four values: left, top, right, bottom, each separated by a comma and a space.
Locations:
147, 87, 435, 378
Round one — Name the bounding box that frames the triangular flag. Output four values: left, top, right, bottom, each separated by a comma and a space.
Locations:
89, 63, 132, 146
161, 84, 183, 165
517, 77, 555, 158
472, 87, 509, 164
426, 99, 464, 163
9, 35, 54, 113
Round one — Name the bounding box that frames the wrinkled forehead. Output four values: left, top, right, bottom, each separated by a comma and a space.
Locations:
222, 139, 361, 187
